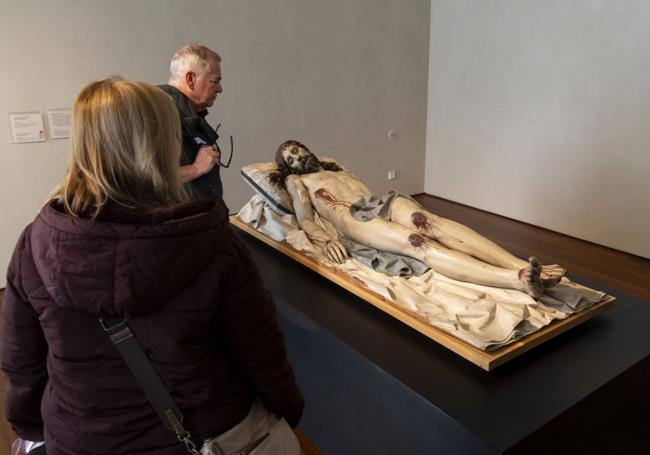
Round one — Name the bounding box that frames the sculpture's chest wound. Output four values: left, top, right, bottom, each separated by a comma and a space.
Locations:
303, 172, 359, 210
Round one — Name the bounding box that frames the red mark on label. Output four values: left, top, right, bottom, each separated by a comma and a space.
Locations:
408, 234, 425, 247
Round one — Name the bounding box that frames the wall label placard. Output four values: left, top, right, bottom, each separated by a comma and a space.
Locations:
47, 108, 71, 139
8, 112, 46, 143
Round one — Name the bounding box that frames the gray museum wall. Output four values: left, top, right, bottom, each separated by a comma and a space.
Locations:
0, 0, 431, 288
425, 0, 650, 258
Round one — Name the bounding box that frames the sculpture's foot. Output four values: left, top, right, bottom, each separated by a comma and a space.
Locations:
518, 257, 566, 298
540, 263, 566, 287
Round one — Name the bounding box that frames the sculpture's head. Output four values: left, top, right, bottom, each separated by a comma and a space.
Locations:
269, 140, 343, 188
274, 140, 320, 174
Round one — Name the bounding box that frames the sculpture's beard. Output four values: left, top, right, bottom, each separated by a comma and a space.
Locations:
295, 154, 321, 174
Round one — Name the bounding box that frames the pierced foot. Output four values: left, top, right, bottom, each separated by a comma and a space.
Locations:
540, 263, 566, 288
518, 257, 567, 298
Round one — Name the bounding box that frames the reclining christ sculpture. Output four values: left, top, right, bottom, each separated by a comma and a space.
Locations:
269, 140, 566, 298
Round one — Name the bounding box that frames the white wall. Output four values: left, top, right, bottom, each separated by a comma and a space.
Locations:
426, 0, 650, 258
0, 0, 430, 287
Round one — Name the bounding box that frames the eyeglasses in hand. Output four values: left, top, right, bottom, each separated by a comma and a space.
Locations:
214, 123, 234, 168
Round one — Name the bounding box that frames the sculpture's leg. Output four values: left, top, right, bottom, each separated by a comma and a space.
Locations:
389, 196, 529, 269
388, 197, 566, 288
334, 215, 551, 296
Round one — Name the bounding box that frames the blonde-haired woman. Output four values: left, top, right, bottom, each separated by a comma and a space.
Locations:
56, 76, 188, 216
2, 78, 303, 455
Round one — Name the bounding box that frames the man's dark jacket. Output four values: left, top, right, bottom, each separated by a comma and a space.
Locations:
1, 199, 304, 454
159, 84, 223, 201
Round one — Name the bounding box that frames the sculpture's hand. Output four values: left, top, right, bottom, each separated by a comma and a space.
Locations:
325, 239, 349, 264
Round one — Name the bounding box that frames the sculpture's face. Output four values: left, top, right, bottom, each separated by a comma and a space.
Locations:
281, 145, 320, 173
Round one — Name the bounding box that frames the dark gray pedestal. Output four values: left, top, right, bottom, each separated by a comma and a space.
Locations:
235, 227, 650, 455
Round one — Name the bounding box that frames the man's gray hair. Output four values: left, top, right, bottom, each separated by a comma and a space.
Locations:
169, 43, 221, 81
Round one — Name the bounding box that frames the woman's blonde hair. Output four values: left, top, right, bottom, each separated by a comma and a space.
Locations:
50, 77, 188, 217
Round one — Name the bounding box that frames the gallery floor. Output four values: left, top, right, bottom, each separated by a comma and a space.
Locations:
0, 194, 648, 453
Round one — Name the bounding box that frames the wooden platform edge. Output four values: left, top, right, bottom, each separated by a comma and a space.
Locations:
230, 216, 616, 371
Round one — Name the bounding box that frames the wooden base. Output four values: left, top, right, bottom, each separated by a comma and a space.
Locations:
230, 216, 615, 371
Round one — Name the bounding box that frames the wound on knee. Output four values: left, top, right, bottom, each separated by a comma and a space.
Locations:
408, 233, 425, 247
411, 212, 428, 230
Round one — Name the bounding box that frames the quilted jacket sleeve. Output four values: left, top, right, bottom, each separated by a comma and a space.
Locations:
1, 227, 48, 441
216, 228, 304, 427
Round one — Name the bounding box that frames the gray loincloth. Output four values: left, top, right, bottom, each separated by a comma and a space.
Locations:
349, 191, 399, 222
345, 191, 428, 277
349, 191, 424, 222
340, 236, 429, 277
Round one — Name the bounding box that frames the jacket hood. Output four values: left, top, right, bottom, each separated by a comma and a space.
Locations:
29, 199, 230, 318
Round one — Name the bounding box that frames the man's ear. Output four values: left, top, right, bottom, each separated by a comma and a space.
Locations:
184, 71, 196, 90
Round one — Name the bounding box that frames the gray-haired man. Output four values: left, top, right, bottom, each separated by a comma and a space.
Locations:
159, 43, 224, 201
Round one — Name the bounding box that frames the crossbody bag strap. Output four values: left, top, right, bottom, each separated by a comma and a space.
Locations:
99, 319, 208, 455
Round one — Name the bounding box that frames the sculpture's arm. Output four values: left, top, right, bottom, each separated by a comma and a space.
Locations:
285, 175, 349, 264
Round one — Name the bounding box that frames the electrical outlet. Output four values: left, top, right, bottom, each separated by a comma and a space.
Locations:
387, 169, 397, 181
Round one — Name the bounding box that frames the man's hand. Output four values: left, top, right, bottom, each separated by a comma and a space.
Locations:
180, 145, 220, 183
325, 239, 349, 264
194, 145, 220, 175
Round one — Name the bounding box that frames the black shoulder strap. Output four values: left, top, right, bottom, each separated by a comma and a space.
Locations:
100, 319, 205, 455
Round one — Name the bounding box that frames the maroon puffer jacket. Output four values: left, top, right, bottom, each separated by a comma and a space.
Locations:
1, 199, 304, 454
